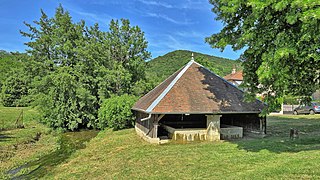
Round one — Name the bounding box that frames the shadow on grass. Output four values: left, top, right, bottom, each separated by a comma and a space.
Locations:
269, 115, 320, 122
8, 130, 99, 179
232, 136, 320, 153
232, 115, 320, 153
0, 133, 14, 142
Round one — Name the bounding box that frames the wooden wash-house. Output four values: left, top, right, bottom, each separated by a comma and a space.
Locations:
132, 55, 266, 144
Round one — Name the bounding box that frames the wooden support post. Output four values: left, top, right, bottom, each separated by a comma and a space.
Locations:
263, 116, 267, 134
15, 109, 24, 129
153, 124, 158, 138
152, 114, 159, 138
259, 116, 267, 134
158, 114, 165, 121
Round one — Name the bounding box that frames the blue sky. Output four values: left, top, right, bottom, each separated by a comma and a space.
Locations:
0, 0, 243, 60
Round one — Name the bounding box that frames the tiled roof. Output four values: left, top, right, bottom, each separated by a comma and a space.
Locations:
224, 71, 243, 81
132, 60, 264, 114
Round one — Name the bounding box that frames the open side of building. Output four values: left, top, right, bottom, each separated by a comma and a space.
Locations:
132, 59, 266, 144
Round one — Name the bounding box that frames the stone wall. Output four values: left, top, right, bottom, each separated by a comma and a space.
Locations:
220, 125, 243, 139
206, 115, 221, 141
135, 125, 160, 144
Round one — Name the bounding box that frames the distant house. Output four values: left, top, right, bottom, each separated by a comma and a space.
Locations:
224, 66, 243, 86
132, 58, 266, 144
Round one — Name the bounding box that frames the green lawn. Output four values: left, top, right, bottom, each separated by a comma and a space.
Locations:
0, 107, 51, 146
0, 107, 58, 179
2, 109, 320, 179
43, 114, 320, 179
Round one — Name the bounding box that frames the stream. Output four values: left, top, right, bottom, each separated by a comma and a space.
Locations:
7, 130, 98, 179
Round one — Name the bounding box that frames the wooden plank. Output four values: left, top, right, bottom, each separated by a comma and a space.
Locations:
158, 114, 165, 121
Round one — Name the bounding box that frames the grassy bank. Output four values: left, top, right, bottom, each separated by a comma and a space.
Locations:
2, 109, 320, 179
44, 115, 320, 179
0, 107, 59, 179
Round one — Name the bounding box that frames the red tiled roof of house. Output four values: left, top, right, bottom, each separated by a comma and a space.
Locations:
132, 61, 264, 114
224, 71, 243, 81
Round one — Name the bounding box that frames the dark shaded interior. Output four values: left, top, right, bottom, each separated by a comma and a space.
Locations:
158, 114, 207, 138
220, 114, 261, 131
135, 112, 264, 139
157, 126, 169, 138
159, 114, 207, 129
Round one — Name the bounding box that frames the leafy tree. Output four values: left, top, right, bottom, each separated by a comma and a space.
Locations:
1, 69, 29, 107
20, 5, 150, 130
131, 77, 161, 96
0, 52, 27, 91
21, 5, 84, 68
98, 94, 138, 130
197, 57, 223, 75
97, 62, 132, 100
107, 19, 150, 83
33, 67, 96, 131
0, 52, 30, 106
78, 19, 150, 101
283, 94, 301, 105
206, 0, 320, 112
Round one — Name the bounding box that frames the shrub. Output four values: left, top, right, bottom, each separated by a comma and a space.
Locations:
98, 94, 138, 130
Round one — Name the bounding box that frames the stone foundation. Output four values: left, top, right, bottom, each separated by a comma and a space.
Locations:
161, 123, 243, 142
135, 125, 161, 144
220, 125, 243, 139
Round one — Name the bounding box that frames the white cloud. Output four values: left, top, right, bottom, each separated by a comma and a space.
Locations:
64, 5, 114, 25
146, 13, 194, 25
81, 11, 112, 24
137, 0, 173, 8
137, 0, 209, 10
175, 31, 208, 39
89, 0, 128, 6
181, 0, 210, 10
149, 35, 198, 50
166, 35, 201, 50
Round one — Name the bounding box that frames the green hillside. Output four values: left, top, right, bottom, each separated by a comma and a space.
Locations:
0, 52, 19, 84
0, 51, 27, 87
146, 50, 241, 81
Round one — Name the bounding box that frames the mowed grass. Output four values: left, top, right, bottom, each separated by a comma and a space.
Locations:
0, 107, 49, 146
44, 114, 320, 179
0, 107, 58, 179
0, 107, 39, 130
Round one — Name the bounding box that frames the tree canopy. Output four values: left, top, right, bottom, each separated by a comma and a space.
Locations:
16, 5, 150, 130
206, 0, 320, 111
0, 52, 30, 106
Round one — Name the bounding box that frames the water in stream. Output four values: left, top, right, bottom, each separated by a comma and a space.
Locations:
7, 130, 98, 179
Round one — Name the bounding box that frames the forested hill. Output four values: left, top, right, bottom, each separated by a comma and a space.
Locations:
0, 51, 26, 89
146, 50, 241, 81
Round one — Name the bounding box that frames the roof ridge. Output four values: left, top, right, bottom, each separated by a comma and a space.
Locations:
145, 60, 194, 113
193, 61, 226, 80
